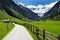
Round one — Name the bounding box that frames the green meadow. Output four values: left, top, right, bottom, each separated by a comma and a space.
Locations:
28, 20, 60, 36
0, 10, 24, 40
0, 22, 14, 40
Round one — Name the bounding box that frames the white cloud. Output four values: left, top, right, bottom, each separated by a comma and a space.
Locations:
26, 5, 36, 8
20, 3, 25, 6
37, 5, 44, 8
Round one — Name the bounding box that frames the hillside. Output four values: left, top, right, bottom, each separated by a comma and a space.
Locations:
0, 0, 40, 20
0, 0, 29, 21
53, 12, 60, 20
43, 1, 60, 20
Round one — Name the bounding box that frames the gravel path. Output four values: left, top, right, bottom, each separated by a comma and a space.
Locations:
3, 23, 33, 40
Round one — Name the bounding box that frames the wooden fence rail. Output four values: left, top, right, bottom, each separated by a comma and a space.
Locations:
23, 23, 60, 40
13, 22, 60, 40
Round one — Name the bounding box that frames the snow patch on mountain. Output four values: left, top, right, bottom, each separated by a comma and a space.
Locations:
19, 1, 58, 17
26, 1, 58, 17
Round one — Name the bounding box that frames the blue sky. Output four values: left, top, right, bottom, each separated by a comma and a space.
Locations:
13, 0, 59, 6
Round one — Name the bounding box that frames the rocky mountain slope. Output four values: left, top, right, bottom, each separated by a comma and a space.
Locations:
43, 1, 60, 20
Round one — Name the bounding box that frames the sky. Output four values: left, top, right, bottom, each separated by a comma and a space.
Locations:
13, 0, 59, 6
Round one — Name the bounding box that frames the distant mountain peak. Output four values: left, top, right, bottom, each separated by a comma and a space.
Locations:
26, 1, 58, 17
42, 1, 60, 19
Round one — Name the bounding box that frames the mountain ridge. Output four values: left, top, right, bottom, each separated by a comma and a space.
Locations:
42, 1, 60, 20
0, 0, 40, 20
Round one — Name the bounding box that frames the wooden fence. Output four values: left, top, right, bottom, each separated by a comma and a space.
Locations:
23, 23, 60, 40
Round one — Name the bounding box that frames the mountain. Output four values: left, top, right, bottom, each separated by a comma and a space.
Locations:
42, 1, 60, 20
26, 5, 51, 17
18, 4, 40, 20
53, 12, 60, 20
0, 0, 40, 20
0, 0, 28, 20
29, 7, 50, 17
26, 1, 57, 17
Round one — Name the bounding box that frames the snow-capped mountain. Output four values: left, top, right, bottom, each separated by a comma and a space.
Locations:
26, 1, 58, 17
29, 7, 51, 17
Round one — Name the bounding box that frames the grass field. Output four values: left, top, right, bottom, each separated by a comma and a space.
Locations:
27, 20, 60, 36
0, 18, 24, 40
0, 10, 24, 40
0, 8, 60, 40
0, 21, 14, 40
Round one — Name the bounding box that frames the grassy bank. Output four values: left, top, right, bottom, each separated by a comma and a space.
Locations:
0, 22, 14, 40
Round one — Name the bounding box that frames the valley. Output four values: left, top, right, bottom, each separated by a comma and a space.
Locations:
0, 0, 60, 40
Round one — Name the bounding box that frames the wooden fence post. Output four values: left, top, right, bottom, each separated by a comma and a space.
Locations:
31, 26, 32, 32
29, 25, 32, 32
36, 27, 40, 40
32, 26, 33, 32
28, 24, 30, 28
33, 26, 34, 34
58, 36, 60, 40
27, 24, 29, 28
43, 29, 45, 40
30, 25, 32, 32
